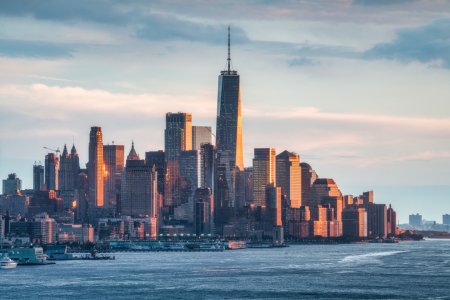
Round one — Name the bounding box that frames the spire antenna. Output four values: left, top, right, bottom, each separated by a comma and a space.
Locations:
227, 26, 231, 74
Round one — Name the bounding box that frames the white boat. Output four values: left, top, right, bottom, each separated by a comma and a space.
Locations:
0, 256, 18, 269
162, 243, 185, 250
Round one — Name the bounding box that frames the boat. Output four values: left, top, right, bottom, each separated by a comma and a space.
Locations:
161, 243, 185, 250
81, 251, 114, 260
0, 256, 18, 269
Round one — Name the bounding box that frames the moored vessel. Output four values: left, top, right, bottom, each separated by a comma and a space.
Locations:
0, 256, 18, 269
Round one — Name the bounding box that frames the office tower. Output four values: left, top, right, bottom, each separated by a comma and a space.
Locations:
0, 190, 29, 217
216, 27, 243, 172
214, 151, 232, 227
88, 126, 104, 207
45, 153, 59, 191
123, 160, 158, 218
365, 203, 387, 237
443, 214, 450, 225
362, 191, 373, 205
342, 208, 367, 237
75, 172, 89, 222
104, 144, 125, 208
322, 196, 343, 222
145, 151, 165, 197
179, 150, 201, 204
409, 213, 422, 226
266, 183, 282, 226
3, 173, 22, 195
300, 163, 318, 207
308, 179, 342, 208
127, 141, 140, 161
252, 148, 276, 207
244, 167, 253, 205
28, 190, 63, 216
71, 144, 80, 187
59, 144, 75, 191
33, 214, 57, 244
276, 151, 301, 208
0, 216, 4, 238
200, 143, 215, 191
343, 195, 353, 208
387, 204, 397, 236
33, 163, 45, 191
194, 188, 214, 235
164, 112, 192, 208
192, 126, 212, 150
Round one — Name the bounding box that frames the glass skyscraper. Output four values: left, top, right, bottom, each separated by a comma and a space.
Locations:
216, 27, 243, 171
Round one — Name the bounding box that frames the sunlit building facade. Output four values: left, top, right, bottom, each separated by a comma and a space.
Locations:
164, 112, 192, 209
308, 179, 343, 208
342, 208, 367, 237
88, 126, 104, 207
252, 148, 276, 207
3, 173, 22, 195
300, 163, 318, 207
276, 150, 301, 208
45, 154, 59, 191
104, 144, 125, 208
192, 126, 212, 151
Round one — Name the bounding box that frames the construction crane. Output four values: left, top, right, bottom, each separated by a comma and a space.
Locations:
43, 147, 60, 155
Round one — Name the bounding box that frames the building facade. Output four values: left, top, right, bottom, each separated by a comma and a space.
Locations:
192, 126, 212, 150
2, 173, 22, 195
276, 151, 301, 208
33, 164, 45, 191
88, 126, 104, 207
252, 148, 276, 207
45, 153, 59, 191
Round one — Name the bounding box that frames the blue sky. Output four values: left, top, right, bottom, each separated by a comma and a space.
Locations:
1, 0, 449, 223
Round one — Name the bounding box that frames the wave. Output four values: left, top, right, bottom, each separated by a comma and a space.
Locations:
339, 251, 408, 264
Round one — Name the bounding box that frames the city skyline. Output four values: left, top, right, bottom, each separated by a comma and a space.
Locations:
1, 1, 450, 223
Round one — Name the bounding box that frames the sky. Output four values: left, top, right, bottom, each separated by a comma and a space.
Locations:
1, 0, 449, 223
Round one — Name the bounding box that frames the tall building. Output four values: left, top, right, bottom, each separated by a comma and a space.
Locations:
200, 143, 215, 192
300, 163, 318, 207
443, 214, 450, 225
45, 153, 59, 191
266, 183, 282, 226
122, 160, 159, 218
3, 173, 22, 195
192, 126, 212, 150
33, 163, 45, 191
244, 167, 253, 205
193, 188, 214, 236
164, 112, 192, 208
342, 208, 367, 237
276, 151, 301, 208
179, 150, 201, 205
365, 203, 387, 238
28, 190, 63, 216
59, 144, 74, 191
308, 179, 342, 208
0, 190, 29, 217
75, 172, 89, 222
409, 213, 422, 226
70, 144, 80, 188
104, 144, 125, 208
215, 27, 243, 172
252, 148, 276, 207
214, 151, 232, 227
145, 150, 165, 197
126, 141, 140, 161
88, 126, 104, 207
387, 204, 397, 236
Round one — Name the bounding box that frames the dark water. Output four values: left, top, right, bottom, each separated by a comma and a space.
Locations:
2, 239, 450, 299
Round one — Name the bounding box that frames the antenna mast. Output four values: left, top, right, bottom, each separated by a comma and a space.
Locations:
227, 26, 231, 74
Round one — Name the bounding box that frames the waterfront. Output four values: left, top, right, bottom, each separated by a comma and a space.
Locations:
2, 240, 450, 299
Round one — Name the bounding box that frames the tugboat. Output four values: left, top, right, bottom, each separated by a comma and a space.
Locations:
0, 256, 18, 269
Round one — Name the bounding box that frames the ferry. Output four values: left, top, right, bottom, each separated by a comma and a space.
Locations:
0, 256, 18, 269
161, 243, 185, 250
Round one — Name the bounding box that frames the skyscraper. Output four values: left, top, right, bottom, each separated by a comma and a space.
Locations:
59, 144, 74, 191
252, 148, 276, 207
104, 144, 125, 208
33, 164, 45, 191
179, 150, 201, 205
192, 126, 212, 151
164, 112, 192, 208
193, 188, 214, 236
45, 153, 59, 191
88, 126, 104, 207
145, 150, 165, 197
276, 151, 301, 208
308, 179, 342, 208
216, 27, 243, 171
122, 160, 158, 218
71, 144, 80, 188
300, 163, 318, 207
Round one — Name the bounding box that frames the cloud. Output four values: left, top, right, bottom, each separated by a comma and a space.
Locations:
289, 57, 320, 67
0, 39, 73, 59
353, 0, 419, 6
363, 18, 450, 68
